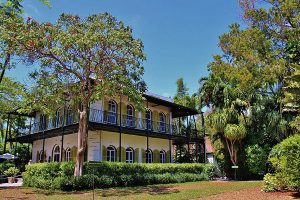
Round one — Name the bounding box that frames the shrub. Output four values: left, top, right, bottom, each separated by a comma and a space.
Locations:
23, 161, 214, 191
3, 167, 19, 177
245, 144, 268, 176
0, 162, 15, 175
263, 135, 300, 192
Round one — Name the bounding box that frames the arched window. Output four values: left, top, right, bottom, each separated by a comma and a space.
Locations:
146, 149, 153, 163
53, 145, 60, 162
108, 100, 117, 124
145, 110, 152, 130
65, 148, 71, 162
107, 146, 116, 162
160, 150, 166, 163
126, 105, 135, 127
159, 112, 166, 132
126, 147, 134, 163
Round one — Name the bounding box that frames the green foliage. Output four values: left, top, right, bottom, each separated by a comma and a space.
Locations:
263, 135, 300, 191
245, 144, 268, 175
3, 167, 19, 177
224, 124, 246, 141
0, 161, 15, 175
23, 162, 214, 190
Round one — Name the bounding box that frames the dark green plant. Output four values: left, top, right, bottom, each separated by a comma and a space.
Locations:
263, 135, 300, 192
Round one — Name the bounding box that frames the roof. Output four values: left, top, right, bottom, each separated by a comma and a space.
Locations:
143, 92, 199, 118
205, 136, 215, 153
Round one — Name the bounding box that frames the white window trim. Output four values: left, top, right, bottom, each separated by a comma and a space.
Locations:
107, 146, 116, 162
126, 148, 134, 163
146, 149, 153, 163
160, 150, 166, 163
65, 148, 71, 162
53, 145, 60, 162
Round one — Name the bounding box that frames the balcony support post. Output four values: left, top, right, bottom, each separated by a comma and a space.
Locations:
42, 115, 46, 162
3, 113, 10, 154
61, 101, 67, 161
146, 100, 149, 163
200, 111, 206, 163
169, 138, 172, 163
29, 117, 32, 134
119, 95, 122, 162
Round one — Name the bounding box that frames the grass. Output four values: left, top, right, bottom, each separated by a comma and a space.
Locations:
0, 181, 262, 200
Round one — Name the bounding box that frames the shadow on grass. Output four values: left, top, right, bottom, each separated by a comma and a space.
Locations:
292, 192, 300, 199
98, 185, 179, 198
3, 185, 179, 198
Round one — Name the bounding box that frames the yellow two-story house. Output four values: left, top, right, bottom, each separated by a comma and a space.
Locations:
15, 92, 201, 164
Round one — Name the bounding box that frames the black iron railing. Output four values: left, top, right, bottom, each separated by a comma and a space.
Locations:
19, 108, 201, 138
89, 108, 172, 134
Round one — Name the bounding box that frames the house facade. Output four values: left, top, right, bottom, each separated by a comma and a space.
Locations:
14, 92, 203, 164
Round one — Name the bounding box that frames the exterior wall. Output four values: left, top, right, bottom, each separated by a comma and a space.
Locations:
32, 133, 78, 163
32, 131, 172, 163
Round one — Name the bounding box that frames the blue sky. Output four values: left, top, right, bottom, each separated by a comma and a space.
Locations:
7, 0, 243, 98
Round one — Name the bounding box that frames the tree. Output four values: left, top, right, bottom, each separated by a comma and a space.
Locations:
0, 0, 50, 83
9, 13, 146, 176
200, 0, 300, 178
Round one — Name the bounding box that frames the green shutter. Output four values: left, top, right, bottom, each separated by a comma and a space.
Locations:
141, 149, 146, 163
153, 150, 160, 163
84, 144, 88, 162
121, 147, 126, 162
44, 151, 47, 162
36, 151, 40, 162
104, 99, 108, 111
153, 111, 159, 122
166, 150, 171, 163
62, 148, 65, 162
102, 145, 107, 161
122, 102, 126, 115
134, 148, 139, 163
71, 146, 77, 162
166, 113, 170, 124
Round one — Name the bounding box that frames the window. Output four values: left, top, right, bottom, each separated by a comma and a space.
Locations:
108, 100, 117, 124
126, 148, 134, 163
160, 150, 166, 163
159, 112, 166, 132
65, 148, 71, 162
107, 146, 116, 162
53, 145, 60, 162
126, 105, 135, 127
145, 110, 152, 130
146, 149, 153, 163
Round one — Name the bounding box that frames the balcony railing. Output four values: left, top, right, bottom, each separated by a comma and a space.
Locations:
24, 109, 185, 135
89, 109, 171, 134
18, 108, 201, 138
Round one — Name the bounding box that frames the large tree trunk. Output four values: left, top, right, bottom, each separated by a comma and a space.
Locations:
225, 139, 237, 166
0, 53, 11, 84
74, 107, 87, 177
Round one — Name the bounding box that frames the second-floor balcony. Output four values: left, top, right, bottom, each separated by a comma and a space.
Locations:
21, 108, 197, 138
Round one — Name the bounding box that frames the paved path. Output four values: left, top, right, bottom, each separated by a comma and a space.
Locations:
0, 178, 22, 188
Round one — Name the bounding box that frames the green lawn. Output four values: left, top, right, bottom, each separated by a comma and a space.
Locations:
0, 181, 263, 200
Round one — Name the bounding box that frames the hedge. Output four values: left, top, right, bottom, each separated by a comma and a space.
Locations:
263, 135, 300, 192
23, 162, 214, 190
